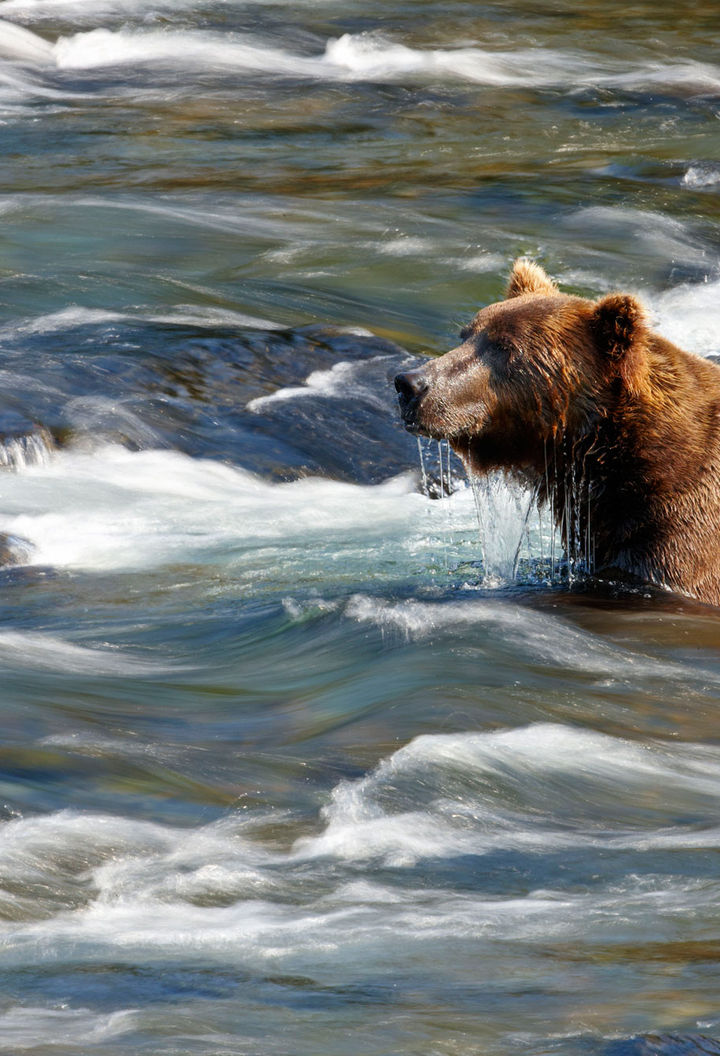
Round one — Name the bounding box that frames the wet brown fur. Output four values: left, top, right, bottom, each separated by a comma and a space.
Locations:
401, 258, 720, 605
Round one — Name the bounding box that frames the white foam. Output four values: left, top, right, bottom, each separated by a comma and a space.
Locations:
11, 25, 577, 85
323, 33, 595, 87
1, 807, 255, 861
682, 164, 720, 189
247, 358, 390, 412
0, 810, 177, 894
295, 724, 720, 866
0, 19, 53, 63
52, 27, 326, 76
5, 22, 717, 98
650, 276, 720, 357
4, 725, 720, 970
13, 874, 709, 961
0, 444, 444, 573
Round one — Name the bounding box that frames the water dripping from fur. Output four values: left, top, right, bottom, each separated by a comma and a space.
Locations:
461, 440, 597, 589
543, 435, 597, 587
414, 437, 598, 590
414, 438, 455, 500
467, 471, 535, 586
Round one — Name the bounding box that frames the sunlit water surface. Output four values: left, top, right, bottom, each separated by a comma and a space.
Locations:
1, 2, 720, 1054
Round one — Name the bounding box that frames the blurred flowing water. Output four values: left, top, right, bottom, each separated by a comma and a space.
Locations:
1, 2, 720, 1054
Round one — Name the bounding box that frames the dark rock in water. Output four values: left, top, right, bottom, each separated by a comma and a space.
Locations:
0, 533, 33, 566
237, 327, 420, 483
605, 1035, 720, 1055
0, 320, 438, 486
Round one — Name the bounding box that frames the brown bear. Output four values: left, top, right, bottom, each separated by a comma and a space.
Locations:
395, 259, 720, 606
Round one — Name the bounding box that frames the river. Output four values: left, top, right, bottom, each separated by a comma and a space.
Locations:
1, 2, 720, 1053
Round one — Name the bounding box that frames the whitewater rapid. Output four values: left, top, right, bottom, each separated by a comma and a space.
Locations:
1, 18, 720, 98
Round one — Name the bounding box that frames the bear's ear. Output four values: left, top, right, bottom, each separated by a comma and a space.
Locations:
506, 258, 558, 298
591, 293, 648, 391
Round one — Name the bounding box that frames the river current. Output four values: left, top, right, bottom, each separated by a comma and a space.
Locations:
1, 2, 720, 1054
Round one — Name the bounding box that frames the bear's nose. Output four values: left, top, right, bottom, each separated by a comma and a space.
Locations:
394, 370, 429, 401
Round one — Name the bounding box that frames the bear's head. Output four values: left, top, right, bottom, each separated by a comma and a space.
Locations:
395, 259, 649, 477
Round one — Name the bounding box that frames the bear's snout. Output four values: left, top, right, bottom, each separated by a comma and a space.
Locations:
395, 369, 428, 400
395, 369, 429, 432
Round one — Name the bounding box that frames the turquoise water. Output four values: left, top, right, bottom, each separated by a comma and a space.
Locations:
2, 2, 720, 1053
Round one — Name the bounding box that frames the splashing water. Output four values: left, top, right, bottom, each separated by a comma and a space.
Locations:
467, 471, 536, 585
0, 430, 55, 472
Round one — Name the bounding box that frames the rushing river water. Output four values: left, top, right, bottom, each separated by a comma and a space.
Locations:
2, 2, 720, 1054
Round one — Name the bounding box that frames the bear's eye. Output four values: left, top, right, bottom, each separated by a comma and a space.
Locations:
481, 337, 519, 374
459, 324, 473, 342
492, 337, 517, 362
